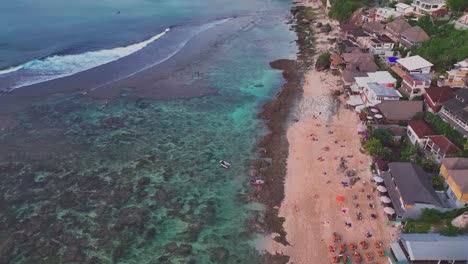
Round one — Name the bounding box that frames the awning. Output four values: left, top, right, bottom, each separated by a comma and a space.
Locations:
346, 95, 364, 106
355, 105, 366, 113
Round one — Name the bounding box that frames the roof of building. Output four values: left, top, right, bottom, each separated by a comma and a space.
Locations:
388, 162, 442, 206
367, 83, 400, 97
397, 55, 433, 71
401, 26, 430, 43
407, 120, 435, 138
443, 158, 468, 194
339, 23, 359, 32
415, 0, 445, 4
395, 3, 411, 9
424, 86, 455, 104
363, 21, 385, 34
378, 34, 395, 43
349, 29, 370, 38
330, 53, 342, 66
443, 98, 468, 124
456, 89, 468, 102
400, 234, 468, 261
442, 157, 468, 170
426, 135, 462, 155
386, 18, 412, 35
367, 71, 397, 84
376, 100, 423, 121
355, 76, 372, 87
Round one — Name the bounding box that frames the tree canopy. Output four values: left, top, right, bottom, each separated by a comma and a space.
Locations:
446, 0, 468, 12
328, 0, 360, 22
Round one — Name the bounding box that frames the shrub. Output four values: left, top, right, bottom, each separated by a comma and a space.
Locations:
432, 175, 445, 191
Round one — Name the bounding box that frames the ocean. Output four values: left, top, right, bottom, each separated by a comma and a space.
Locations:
0, 0, 297, 263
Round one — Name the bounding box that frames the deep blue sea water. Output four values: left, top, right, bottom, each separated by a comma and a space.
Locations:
0, 1, 297, 263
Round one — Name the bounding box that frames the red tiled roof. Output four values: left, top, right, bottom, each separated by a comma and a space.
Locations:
407, 120, 435, 138
427, 135, 462, 155
424, 86, 455, 104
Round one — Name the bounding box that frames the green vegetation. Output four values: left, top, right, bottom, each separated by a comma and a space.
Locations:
400, 145, 417, 162
425, 113, 468, 151
432, 175, 445, 191
328, 0, 360, 22
404, 208, 468, 235
363, 138, 392, 160
315, 52, 331, 70
369, 129, 393, 146
446, 0, 468, 12
410, 16, 468, 72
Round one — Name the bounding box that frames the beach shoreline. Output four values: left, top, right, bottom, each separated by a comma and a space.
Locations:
260, 0, 397, 262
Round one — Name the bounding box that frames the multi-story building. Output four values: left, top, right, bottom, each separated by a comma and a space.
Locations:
391, 55, 434, 99
423, 86, 455, 112
424, 135, 461, 163
369, 35, 396, 56
399, 26, 430, 48
361, 83, 400, 106
440, 158, 468, 208
439, 89, 468, 136
375, 7, 401, 22
407, 120, 435, 148
411, 0, 446, 16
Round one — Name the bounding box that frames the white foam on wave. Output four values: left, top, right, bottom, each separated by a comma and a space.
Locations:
0, 28, 170, 88
0, 65, 23, 75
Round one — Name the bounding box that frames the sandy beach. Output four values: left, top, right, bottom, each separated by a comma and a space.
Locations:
263, 0, 397, 262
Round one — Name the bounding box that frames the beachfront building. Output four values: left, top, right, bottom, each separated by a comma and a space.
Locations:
348, 29, 373, 51
341, 50, 378, 86
423, 135, 461, 163
369, 35, 395, 56
381, 162, 446, 220
439, 89, 468, 136
391, 55, 434, 99
390, 234, 468, 263
352, 71, 397, 93
440, 158, 468, 208
362, 21, 385, 36
399, 26, 430, 48
361, 83, 400, 106
361, 7, 377, 23
375, 7, 400, 22
423, 86, 455, 113
411, 0, 446, 17
441, 69, 468, 89
395, 3, 414, 15
376, 100, 423, 122
406, 120, 435, 148
385, 18, 412, 42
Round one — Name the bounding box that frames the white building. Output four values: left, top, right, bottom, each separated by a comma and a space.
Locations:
395, 3, 414, 15
411, 0, 446, 16
375, 7, 401, 22
390, 55, 434, 99
406, 120, 435, 148
351, 71, 397, 93
362, 83, 401, 106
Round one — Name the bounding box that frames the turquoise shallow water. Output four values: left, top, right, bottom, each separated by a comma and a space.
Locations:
0, 8, 296, 264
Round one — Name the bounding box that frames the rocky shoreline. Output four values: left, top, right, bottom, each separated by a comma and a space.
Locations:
253, 5, 319, 264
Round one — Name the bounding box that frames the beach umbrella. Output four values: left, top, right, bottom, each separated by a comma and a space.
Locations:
383, 207, 395, 215
380, 196, 391, 203
367, 116, 373, 120
336, 196, 345, 203
386, 83, 394, 87
373, 176, 384, 183
374, 114, 383, 119
377, 186, 387, 193
370, 108, 379, 113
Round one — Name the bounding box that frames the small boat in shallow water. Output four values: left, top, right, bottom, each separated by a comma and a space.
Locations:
249, 178, 264, 187
219, 160, 231, 169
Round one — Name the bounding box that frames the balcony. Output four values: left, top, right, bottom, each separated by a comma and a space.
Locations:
391, 65, 407, 79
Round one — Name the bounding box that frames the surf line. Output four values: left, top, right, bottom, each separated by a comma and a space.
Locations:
88, 17, 233, 92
